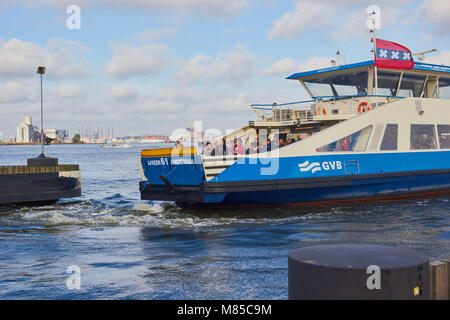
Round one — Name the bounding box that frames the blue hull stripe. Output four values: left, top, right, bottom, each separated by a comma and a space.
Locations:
212, 152, 450, 182
140, 151, 450, 204
205, 171, 450, 204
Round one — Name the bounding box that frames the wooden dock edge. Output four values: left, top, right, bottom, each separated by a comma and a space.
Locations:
0, 164, 79, 175
430, 259, 449, 300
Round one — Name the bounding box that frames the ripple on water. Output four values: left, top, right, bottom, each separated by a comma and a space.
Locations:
0, 193, 449, 232
0, 198, 330, 229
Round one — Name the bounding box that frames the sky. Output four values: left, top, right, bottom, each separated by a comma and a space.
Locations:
0, 0, 449, 139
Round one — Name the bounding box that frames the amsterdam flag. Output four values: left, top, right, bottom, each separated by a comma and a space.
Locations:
375, 38, 414, 70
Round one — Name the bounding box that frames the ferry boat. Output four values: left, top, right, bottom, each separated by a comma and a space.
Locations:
139, 42, 450, 206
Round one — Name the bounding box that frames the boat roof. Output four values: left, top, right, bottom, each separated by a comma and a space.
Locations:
287, 60, 450, 81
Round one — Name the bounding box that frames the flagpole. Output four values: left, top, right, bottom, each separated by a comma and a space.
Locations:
373, 25, 378, 109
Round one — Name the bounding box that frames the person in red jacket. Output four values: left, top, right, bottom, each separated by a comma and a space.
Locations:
233, 138, 244, 155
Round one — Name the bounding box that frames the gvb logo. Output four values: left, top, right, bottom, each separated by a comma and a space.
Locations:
366, 265, 381, 290
298, 161, 322, 173
66, 265, 81, 290
298, 160, 343, 174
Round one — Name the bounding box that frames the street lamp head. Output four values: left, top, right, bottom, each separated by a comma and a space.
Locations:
37, 66, 46, 74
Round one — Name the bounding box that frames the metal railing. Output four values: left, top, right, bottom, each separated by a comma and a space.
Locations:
251, 95, 406, 122
251, 100, 315, 122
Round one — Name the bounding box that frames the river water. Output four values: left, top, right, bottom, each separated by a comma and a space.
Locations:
0, 144, 449, 299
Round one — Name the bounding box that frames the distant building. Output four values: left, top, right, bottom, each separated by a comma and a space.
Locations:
16, 116, 36, 143
45, 129, 69, 141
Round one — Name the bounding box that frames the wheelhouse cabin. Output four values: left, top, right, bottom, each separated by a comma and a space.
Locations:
249, 60, 450, 133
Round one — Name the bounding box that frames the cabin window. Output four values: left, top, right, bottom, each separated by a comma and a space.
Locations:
380, 124, 398, 151
304, 71, 368, 98
333, 84, 359, 96
399, 74, 427, 97
432, 84, 439, 98
376, 71, 402, 97
374, 71, 428, 97
437, 125, 450, 149
438, 77, 450, 99
304, 82, 334, 97
317, 126, 372, 152
410, 124, 437, 150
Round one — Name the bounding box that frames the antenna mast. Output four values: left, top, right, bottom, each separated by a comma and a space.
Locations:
367, 5, 381, 108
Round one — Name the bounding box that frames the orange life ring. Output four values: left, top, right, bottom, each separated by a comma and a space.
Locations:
358, 102, 368, 113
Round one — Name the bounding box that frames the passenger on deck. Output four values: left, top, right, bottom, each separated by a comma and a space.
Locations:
266, 138, 272, 152
381, 138, 395, 150
174, 140, 183, 148
357, 87, 367, 96
246, 141, 258, 154
223, 138, 229, 155
203, 142, 213, 156
210, 142, 217, 156
441, 135, 450, 149
233, 138, 245, 155
271, 138, 279, 150
338, 138, 350, 151
279, 138, 286, 148
425, 135, 437, 149
214, 138, 228, 156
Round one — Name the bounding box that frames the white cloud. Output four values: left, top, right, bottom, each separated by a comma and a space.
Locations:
129, 81, 308, 133
268, 1, 335, 39
333, 6, 404, 41
132, 86, 256, 128
109, 83, 138, 101
0, 38, 89, 78
0, 80, 38, 103
297, 56, 335, 72
106, 43, 171, 78
46, 38, 90, 52
333, 9, 367, 41
269, 0, 410, 39
176, 47, 255, 86
421, 0, 450, 33
262, 57, 335, 77
261, 58, 297, 77
423, 50, 450, 65
57, 83, 85, 98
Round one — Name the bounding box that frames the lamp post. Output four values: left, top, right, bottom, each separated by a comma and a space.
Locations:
37, 66, 46, 158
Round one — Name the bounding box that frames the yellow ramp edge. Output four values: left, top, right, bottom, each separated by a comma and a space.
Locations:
141, 147, 198, 157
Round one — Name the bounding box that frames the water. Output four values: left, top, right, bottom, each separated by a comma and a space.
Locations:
0, 144, 449, 299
